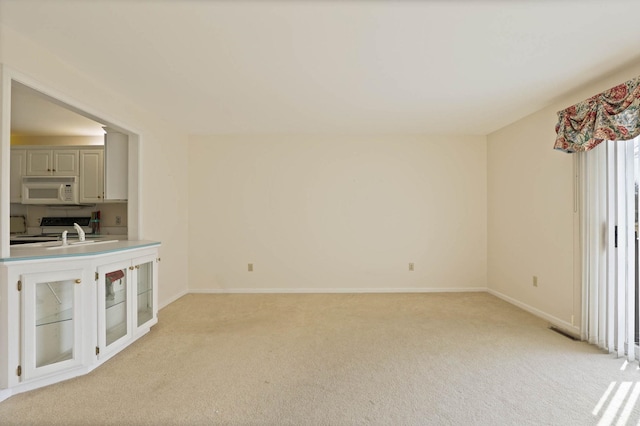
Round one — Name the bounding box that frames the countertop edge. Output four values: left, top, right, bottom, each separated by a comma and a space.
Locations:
1, 240, 161, 263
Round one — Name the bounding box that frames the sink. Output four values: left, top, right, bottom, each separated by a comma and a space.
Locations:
45, 240, 119, 250
12, 240, 62, 248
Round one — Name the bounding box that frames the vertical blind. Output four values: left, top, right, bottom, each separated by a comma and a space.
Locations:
581, 138, 637, 361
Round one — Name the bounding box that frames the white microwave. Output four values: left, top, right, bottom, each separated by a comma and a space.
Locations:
22, 176, 79, 205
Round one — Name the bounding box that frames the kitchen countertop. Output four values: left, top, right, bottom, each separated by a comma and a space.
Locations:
1, 239, 160, 263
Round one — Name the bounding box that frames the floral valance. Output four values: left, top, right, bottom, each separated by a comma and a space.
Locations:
554, 75, 640, 153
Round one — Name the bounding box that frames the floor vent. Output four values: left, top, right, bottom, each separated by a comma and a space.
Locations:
549, 326, 579, 341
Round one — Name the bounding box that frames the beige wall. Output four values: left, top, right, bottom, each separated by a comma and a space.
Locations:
188, 134, 487, 292
487, 58, 640, 332
487, 108, 578, 330
0, 25, 190, 308
6, 12, 639, 327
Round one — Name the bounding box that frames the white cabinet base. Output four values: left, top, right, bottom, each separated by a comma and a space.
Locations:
0, 244, 159, 402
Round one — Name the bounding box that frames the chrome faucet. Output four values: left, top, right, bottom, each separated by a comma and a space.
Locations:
61, 230, 68, 246
73, 223, 85, 242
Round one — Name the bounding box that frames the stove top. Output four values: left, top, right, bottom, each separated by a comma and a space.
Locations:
31, 216, 94, 236
40, 217, 91, 227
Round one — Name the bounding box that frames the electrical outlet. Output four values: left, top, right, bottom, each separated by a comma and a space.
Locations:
36, 217, 42, 225
248, 263, 254, 272
409, 263, 414, 272
533, 276, 538, 287
115, 216, 121, 225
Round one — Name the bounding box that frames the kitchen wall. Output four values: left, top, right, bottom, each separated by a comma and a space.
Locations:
10, 203, 128, 235
188, 134, 487, 292
487, 58, 640, 333
0, 25, 190, 308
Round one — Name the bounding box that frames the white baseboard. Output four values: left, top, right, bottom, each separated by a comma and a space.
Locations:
0, 388, 12, 403
189, 287, 488, 294
487, 288, 581, 336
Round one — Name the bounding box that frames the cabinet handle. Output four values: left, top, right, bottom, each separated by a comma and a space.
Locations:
129, 266, 134, 271
47, 168, 51, 172
75, 279, 82, 284
135, 265, 139, 269
157, 258, 161, 262
52, 169, 56, 172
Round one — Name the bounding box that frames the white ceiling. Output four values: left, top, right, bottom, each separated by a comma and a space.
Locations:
3, 0, 640, 136
11, 82, 105, 136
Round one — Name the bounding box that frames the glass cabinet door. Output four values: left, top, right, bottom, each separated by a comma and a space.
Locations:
135, 260, 154, 327
97, 262, 132, 357
22, 269, 84, 380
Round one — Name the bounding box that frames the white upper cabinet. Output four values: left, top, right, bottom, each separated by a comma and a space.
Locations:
79, 149, 104, 203
54, 150, 80, 175
10, 149, 26, 202
12, 145, 122, 204
26, 149, 79, 176
26, 150, 52, 175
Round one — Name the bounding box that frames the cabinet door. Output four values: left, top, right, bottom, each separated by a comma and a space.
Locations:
10, 149, 27, 202
21, 269, 85, 381
133, 255, 158, 331
79, 149, 104, 203
53, 150, 79, 176
26, 150, 53, 175
96, 261, 132, 359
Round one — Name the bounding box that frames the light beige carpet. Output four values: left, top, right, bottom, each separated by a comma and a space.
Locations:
0, 292, 638, 425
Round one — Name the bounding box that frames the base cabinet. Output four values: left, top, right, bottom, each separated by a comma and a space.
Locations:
96, 254, 157, 360
135, 257, 156, 329
97, 261, 131, 359
21, 268, 87, 381
0, 244, 160, 398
